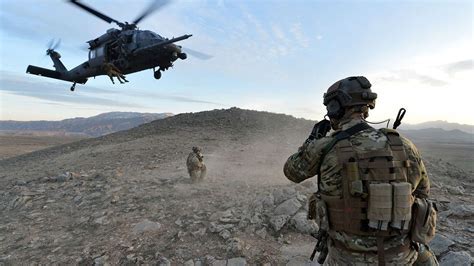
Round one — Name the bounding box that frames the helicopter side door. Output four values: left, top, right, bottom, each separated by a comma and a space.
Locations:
88, 46, 106, 67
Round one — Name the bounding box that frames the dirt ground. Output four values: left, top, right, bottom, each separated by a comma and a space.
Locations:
0, 108, 472, 265
0, 133, 86, 160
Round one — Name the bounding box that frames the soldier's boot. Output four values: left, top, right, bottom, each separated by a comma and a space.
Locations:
121, 75, 129, 82
414, 244, 439, 266
116, 75, 125, 84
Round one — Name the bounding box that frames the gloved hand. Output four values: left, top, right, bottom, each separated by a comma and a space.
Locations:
306, 119, 331, 144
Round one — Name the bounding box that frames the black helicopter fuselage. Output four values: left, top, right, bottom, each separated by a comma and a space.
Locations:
27, 28, 190, 86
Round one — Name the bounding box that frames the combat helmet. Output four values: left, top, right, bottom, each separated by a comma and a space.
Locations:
323, 76, 377, 119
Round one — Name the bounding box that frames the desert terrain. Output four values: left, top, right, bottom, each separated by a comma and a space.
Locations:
0, 108, 472, 265
0, 132, 87, 160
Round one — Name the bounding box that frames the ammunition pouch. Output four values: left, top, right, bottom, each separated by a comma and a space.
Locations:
411, 198, 437, 245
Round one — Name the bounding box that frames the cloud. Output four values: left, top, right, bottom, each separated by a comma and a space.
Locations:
0, 74, 141, 108
123, 90, 224, 106
375, 58, 473, 88
442, 59, 473, 75
375, 69, 449, 87
289, 23, 310, 48
0, 71, 223, 107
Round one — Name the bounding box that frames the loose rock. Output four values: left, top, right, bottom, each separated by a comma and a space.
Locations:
227, 257, 247, 266
439, 251, 472, 266
132, 219, 161, 235
270, 215, 290, 232
430, 234, 455, 256
274, 198, 302, 216
289, 212, 318, 234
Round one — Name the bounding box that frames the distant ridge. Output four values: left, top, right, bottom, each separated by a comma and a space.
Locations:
1, 110, 472, 142
400, 120, 473, 134
0, 112, 173, 137
399, 128, 473, 143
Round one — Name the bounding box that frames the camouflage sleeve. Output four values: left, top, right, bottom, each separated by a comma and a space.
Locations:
401, 136, 430, 198
284, 137, 333, 183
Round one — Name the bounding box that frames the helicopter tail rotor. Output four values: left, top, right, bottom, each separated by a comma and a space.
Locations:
46, 38, 61, 56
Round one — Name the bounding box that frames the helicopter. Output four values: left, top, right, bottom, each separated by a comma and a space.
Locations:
26, 0, 207, 91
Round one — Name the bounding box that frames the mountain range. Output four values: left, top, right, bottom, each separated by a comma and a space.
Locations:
0, 112, 173, 137
0, 111, 472, 143
399, 120, 473, 134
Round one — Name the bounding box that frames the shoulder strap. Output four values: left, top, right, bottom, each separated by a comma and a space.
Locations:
316, 123, 373, 188
379, 128, 410, 182
379, 128, 403, 145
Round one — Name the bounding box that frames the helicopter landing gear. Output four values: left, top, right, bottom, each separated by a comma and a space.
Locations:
154, 70, 161, 80
70, 82, 76, 92
178, 52, 187, 60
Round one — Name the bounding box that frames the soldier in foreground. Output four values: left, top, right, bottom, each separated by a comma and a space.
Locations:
186, 146, 207, 183
284, 76, 438, 265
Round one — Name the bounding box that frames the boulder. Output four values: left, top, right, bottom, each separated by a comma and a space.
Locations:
274, 198, 302, 217
429, 234, 455, 256
184, 259, 194, 266
273, 187, 297, 205
227, 257, 247, 266
439, 251, 472, 266
289, 212, 318, 234
448, 204, 474, 218
261, 194, 275, 209
132, 219, 161, 235
227, 237, 244, 254
270, 215, 290, 231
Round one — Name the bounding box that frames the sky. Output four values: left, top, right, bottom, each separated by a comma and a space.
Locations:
0, 0, 472, 125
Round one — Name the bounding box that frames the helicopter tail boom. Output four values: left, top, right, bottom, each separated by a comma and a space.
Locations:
26, 65, 63, 79
26, 65, 87, 84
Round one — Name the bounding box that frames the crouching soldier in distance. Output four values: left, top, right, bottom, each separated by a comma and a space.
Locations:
187, 146, 207, 183
102, 62, 129, 84
284, 76, 438, 265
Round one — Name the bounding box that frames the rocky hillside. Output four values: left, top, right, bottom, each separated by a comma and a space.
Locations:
0, 108, 472, 265
0, 112, 173, 137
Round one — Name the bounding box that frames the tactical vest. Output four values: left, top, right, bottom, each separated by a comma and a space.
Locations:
318, 124, 413, 237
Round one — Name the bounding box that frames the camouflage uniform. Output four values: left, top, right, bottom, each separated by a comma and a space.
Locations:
186, 147, 207, 183
284, 118, 437, 265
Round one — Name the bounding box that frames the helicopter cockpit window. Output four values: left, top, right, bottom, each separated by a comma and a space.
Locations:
95, 47, 105, 57
151, 32, 164, 40
89, 47, 105, 60
89, 49, 96, 59
137, 30, 162, 40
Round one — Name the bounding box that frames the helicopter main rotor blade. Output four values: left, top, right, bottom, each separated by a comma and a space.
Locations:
183, 48, 213, 60
69, 0, 123, 27
133, 0, 170, 25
